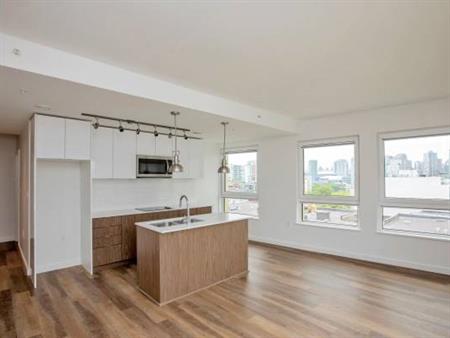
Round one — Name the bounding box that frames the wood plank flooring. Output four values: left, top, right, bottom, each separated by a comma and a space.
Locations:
1, 242, 449, 338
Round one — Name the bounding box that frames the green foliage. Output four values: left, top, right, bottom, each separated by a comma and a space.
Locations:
308, 183, 351, 210
310, 183, 350, 197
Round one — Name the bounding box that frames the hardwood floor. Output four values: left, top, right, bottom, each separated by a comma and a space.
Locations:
1, 242, 449, 338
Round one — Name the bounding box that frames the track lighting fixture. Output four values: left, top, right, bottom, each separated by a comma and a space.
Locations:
82, 113, 200, 140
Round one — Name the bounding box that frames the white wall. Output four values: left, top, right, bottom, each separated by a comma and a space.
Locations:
0, 134, 18, 243
248, 98, 450, 274
36, 160, 83, 273
93, 142, 220, 212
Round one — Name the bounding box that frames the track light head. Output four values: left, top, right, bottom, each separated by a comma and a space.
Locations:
136, 123, 141, 135
168, 130, 173, 139
184, 133, 188, 140
153, 127, 159, 137
92, 118, 99, 129
118, 121, 124, 132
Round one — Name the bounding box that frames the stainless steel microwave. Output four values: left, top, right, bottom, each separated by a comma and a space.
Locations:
136, 155, 173, 178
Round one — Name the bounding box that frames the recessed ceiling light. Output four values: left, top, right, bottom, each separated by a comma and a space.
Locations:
34, 104, 51, 111
19, 88, 29, 95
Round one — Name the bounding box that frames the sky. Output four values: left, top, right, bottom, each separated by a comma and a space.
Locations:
227, 152, 257, 165
304, 144, 354, 169
384, 134, 449, 162
225, 135, 450, 169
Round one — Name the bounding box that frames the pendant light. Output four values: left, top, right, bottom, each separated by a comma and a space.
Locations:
218, 122, 230, 173
169, 111, 184, 173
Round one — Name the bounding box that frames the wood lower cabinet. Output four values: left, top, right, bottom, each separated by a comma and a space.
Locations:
93, 216, 123, 266
137, 219, 248, 305
92, 206, 212, 267
121, 215, 136, 260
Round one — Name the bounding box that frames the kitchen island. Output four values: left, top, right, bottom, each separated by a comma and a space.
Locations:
136, 213, 249, 305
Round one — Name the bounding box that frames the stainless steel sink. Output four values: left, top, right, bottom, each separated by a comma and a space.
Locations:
151, 218, 203, 228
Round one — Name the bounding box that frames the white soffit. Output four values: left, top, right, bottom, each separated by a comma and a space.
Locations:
0, 33, 297, 134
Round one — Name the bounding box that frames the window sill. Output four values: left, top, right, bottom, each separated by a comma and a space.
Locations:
295, 221, 360, 231
225, 212, 259, 220
377, 229, 450, 242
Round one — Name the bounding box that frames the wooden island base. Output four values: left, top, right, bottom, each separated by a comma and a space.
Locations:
137, 219, 248, 305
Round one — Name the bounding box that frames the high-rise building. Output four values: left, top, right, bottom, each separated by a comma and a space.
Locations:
350, 158, 355, 186
394, 153, 412, 170
422, 151, 440, 176
334, 159, 349, 177
245, 160, 257, 184
231, 164, 245, 182
414, 161, 423, 175
308, 160, 318, 182
385, 156, 401, 177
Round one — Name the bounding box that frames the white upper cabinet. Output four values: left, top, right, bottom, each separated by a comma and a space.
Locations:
35, 115, 90, 160
91, 128, 113, 179
35, 114, 65, 159
113, 130, 137, 179
65, 119, 91, 160
136, 133, 156, 156
154, 135, 173, 157
172, 139, 204, 179
189, 140, 204, 179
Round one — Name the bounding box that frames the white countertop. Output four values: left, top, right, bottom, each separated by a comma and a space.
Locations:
92, 204, 210, 218
135, 213, 251, 234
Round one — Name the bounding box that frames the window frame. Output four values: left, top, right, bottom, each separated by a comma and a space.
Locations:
220, 147, 258, 216
297, 136, 360, 228
377, 127, 450, 239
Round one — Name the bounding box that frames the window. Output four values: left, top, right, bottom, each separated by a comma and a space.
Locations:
224, 198, 258, 217
221, 150, 258, 216
298, 137, 359, 228
379, 129, 450, 239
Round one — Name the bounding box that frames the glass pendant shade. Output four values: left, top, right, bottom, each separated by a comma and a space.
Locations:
217, 122, 230, 173
217, 157, 230, 173
170, 111, 184, 173
170, 152, 184, 173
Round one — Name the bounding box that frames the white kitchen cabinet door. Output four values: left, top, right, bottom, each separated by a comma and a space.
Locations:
189, 140, 204, 179
65, 119, 91, 160
113, 130, 137, 179
35, 115, 65, 159
91, 128, 113, 178
136, 133, 156, 156
154, 135, 173, 157
172, 137, 190, 179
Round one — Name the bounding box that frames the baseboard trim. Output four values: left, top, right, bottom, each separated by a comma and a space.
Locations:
0, 235, 17, 243
249, 236, 450, 277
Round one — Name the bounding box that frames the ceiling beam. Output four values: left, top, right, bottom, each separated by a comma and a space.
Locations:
0, 32, 297, 133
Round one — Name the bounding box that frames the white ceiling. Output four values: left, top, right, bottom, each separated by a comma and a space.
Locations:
0, 66, 285, 141
1, 1, 448, 120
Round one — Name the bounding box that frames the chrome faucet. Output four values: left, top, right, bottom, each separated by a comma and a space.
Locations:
179, 195, 190, 223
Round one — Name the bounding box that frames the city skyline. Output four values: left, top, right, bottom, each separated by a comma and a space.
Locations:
384, 134, 449, 162
385, 149, 449, 177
